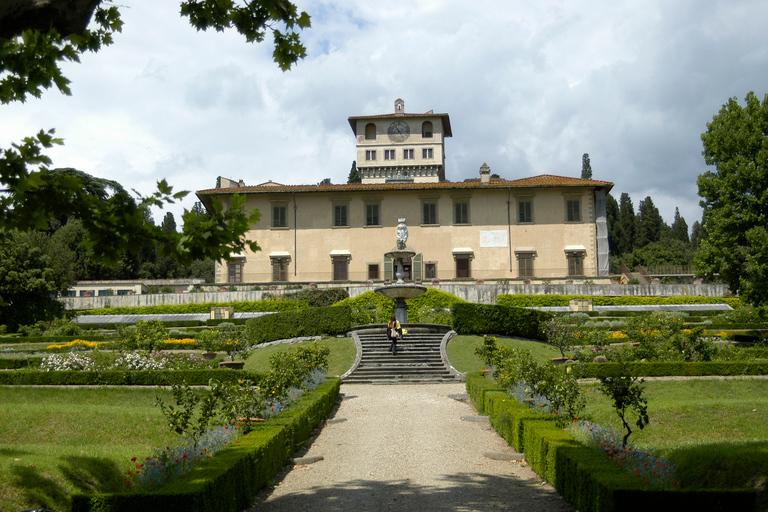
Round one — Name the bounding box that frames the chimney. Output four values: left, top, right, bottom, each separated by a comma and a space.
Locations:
479, 162, 491, 184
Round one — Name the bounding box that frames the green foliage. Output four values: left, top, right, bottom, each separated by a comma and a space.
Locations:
245, 305, 352, 344
69, 380, 341, 512
0, 229, 65, 331
597, 368, 649, 447
452, 302, 552, 340
333, 291, 392, 325
155, 381, 221, 447
697, 91, 768, 305
476, 337, 585, 427
258, 342, 330, 401
116, 320, 167, 353
0, 369, 253, 386
283, 287, 349, 307
544, 314, 585, 357
496, 294, 739, 308
82, 299, 307, 316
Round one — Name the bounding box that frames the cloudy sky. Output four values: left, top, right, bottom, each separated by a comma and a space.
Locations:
3, 0, 768, 231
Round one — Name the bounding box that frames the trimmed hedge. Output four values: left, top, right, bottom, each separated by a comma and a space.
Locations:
451, 302, 552, 340
0, 335, 108, 344
496, 295, 740, 309
79, 299, 308, 316
245, 305, 353, 344
465, 372, 759, 512
0, 357, 41, 369
0, 369, 259, 386
70, 378, 341, 512
574, 361, 768, 378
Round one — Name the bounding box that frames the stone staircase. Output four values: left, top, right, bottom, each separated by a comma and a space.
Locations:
341, 324, 464, 384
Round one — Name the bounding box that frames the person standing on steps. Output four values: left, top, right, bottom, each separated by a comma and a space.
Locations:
387, 315, 402, 355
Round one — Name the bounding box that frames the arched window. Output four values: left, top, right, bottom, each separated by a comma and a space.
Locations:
422, 121, 433, 138
365, 123, 376, 140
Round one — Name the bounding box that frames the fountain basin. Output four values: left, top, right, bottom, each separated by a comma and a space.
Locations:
375, 284, 427, 300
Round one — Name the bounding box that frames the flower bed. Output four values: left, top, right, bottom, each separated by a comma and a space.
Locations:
466, 372, 759, 512
71, 378, 341, 512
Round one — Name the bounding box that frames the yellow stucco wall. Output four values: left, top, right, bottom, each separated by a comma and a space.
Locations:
214, 185, 600, 284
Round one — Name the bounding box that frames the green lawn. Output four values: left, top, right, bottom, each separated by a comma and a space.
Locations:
578, 378, 768, 491
0, 386, 178, 512
446, 334, 563, 372
243, 336, 356, 377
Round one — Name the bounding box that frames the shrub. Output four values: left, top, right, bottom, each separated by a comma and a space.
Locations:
452, 302, 552, 340
544, 314, 586, 358
116, 320, 167, 353
284, 287, 349, 307
245, 305, 352, 344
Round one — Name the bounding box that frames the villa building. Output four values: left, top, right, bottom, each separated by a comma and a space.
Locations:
196, 100, 612, 285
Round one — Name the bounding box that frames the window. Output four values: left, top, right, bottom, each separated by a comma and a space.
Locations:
454, 201, 469, 224
365, 123, 376, 140
333, 204, 348, 227
271, 258, 289, 281
272, 205, 287, 228
517, 254, 534, 278
384, 149, 395, 160
518, 200, 532, 223
422, 121, 433, 138
425, 262, 437, 279
333, 259, 348, 281
455, 257, 471, 279
365, 150, 376, 161
567, 253, 584, 277
365, 203, 380, 226
566, 198, 581, 222
368, 264, 380, 280
422, 202, 438, 224
227, 262, 243, 283
403, 148, 414, 159
422, 148, 433, 159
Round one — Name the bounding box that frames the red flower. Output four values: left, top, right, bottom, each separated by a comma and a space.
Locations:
131, 457, 137, 462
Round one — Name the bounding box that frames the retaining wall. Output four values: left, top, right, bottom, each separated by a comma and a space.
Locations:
58, 283, 730, 311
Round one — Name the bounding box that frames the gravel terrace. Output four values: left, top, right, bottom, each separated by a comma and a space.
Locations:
247, 382, 574, 512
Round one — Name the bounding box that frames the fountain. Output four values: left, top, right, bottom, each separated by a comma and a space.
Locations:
375, 218, 427, 325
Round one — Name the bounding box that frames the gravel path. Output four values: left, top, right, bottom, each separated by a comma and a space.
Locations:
247, 383, 574, 512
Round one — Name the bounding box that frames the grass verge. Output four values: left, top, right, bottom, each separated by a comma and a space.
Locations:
446, 334, 563, 373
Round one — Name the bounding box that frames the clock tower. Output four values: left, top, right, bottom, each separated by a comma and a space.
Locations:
348, 99, 452, 184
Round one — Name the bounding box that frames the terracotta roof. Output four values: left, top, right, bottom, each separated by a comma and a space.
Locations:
348, 112, 452, 137
196, 174, 613, 209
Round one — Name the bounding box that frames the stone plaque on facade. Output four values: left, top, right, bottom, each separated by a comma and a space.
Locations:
479, 230, 508, 248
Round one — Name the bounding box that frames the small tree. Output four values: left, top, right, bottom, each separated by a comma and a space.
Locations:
598, 369, 649, 447
544, 314, 585, 358
581, 153, 592, 179
347, 161, 361, 183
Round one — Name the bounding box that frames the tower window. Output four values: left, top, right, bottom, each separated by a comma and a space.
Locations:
365, 123, 376, 140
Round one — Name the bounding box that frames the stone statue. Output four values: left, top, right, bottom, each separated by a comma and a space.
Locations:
396, 218, 408, 249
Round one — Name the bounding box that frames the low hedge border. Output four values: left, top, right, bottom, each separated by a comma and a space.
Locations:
70, 378, 341, 512
466, 372, 758, 511
0, 357, 42, 369
0, 335, 109, 344
574, 361, 768, 378
0, 369, 260, 386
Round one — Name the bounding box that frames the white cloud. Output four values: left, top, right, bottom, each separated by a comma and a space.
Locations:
3, 0, 768, 232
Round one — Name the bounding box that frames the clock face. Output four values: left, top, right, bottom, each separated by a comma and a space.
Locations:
388, 121, 411, 142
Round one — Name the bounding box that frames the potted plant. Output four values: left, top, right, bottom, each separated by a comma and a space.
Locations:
196, 329, 220, 360
217, 323, 251, 370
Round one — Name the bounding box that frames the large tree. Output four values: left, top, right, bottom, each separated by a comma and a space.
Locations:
1, 1, 310, 266
696, 92, 768, 305
668, 207, 690, 244
615, 193, 636, 256
605, 193, 621, 256
581, 153, 592, 179
635, 196, 667, 249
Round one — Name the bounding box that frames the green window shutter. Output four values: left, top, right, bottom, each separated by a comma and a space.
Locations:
413, 253, 423, 281
384, 256, 393, 280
